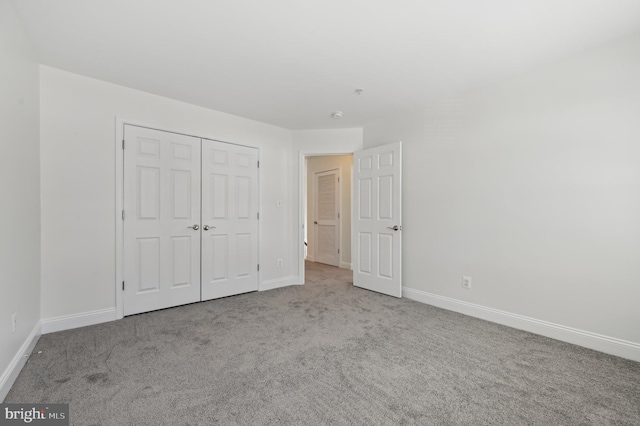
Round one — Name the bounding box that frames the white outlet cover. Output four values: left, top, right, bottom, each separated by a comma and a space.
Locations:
462, 276, 472, 289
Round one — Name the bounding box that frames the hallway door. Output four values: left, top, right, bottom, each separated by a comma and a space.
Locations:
352, 142, 402, 297
314, 169, 340, 267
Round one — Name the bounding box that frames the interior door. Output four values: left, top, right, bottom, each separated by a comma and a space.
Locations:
314, 169, 340, 266
123, 125, 202, 315
201, 139, 259, 300
352, 142, 402, 297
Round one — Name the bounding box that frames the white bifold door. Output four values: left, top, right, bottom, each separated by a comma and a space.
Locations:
123, 126, 258, 316
352, 142, 402, 298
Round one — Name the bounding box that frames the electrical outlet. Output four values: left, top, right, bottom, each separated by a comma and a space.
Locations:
462, 276, 472, 289
277, 258, 283, 267
11, 312, 17, 333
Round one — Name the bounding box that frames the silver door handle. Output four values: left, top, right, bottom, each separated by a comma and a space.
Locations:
189, 224, 199, 230
203, 225, 215, 231
387, 225, 401, 231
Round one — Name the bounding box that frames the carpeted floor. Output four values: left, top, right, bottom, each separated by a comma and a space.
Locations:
6, 261, 640, 425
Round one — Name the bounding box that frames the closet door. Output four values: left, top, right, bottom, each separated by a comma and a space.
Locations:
201, 140, 259, 300
314, 169, 340, 267
123, 125, 202, 315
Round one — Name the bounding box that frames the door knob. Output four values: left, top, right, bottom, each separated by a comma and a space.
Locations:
314, 221, 318, 224
203, 225, 215, 231
387, 225, 401, 231
189, 224, 199, 230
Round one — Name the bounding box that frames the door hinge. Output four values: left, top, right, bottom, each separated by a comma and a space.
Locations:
122, 139, 125, 150
338, 177, 340, 183
337, 212, 340, 218
338, 248, 340, 254
257, 264, 260, 271
257, 160, 260, 168
257, 212, 259, 220
122, 210, 125, 220
122, 281, 125, 291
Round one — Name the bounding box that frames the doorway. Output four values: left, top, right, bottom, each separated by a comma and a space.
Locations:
297, 142, 403, 298
304, 155, 353, 271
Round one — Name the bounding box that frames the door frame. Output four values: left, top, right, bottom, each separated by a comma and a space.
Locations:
297, 151, 354, 285
115, 118, 261, 319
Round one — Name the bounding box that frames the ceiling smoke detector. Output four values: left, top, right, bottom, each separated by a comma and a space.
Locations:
332, 111, 343, 119
355, 88, 364, 95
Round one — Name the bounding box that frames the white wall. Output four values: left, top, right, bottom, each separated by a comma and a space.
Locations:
306, 155, 353, 268
0, 0, 41, 400
291, 129, 363, 280
293, 129, 363, 154
40, 66, 293, 321
363, 32, 640, 347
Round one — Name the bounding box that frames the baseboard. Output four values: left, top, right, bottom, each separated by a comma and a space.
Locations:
260, 276, 299, 291
340, 261, 352, 270
403, 287, 640, 363
0, 321, 41, 402
41, 308, 117, 334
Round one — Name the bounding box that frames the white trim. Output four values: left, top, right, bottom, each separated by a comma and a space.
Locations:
298, 152, 306, 286
403, 287, 640, 362
115, 118, 124, 320
349, 163, 353, 272
260, 276, 300, 291
0, 322, 41, 402
340, 261, 352, 270
41, 308, 117, 335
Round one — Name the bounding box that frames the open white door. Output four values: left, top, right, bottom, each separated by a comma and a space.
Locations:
201, 139, 259, 300
123, 125, 202, 315
352, 142, 402, 297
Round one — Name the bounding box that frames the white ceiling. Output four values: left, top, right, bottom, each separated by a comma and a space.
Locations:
11, 0, 640, 130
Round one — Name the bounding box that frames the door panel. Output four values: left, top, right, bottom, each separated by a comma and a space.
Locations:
201, 140, 259, 300
353, 142, 402, 297
314, 169, 340, 266
171, 236, 192, 287
124, 126, 201, 315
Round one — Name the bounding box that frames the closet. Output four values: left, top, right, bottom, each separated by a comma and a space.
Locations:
122, 125, 259, 315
